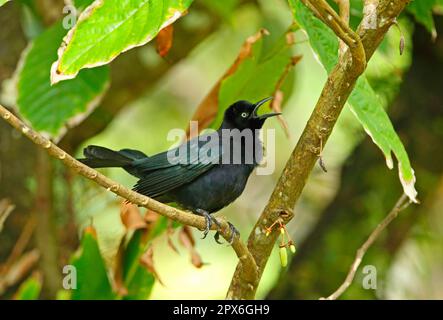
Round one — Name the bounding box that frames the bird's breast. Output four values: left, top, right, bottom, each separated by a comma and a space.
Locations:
168, 163, 255, 213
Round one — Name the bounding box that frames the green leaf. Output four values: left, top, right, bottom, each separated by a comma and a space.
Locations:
150, 215, 171, 238
290, 0, 338, 72
73, 0, 95, 10
70, 227, 116, 300
0, 0, 10, 7
348, 78, 416, 200
289, 0, 417, 202
407, 0, 437, 39
56, 290, 72, 300
13, 273, 42, 300
20, 3, 45, 39
366, 18, 413, 107
211, 30, 296, 129
199, 0, 239, 20
122, 230, 155, 300
51, 0, 194, 83
16, 22, 109, 138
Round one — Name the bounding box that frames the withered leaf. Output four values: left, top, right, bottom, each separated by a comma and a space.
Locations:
120, 202, 147, 231
139, 246, 164, 286
113, 238, 129, 297
178, 226, 203, 268
156, 24, 174, 57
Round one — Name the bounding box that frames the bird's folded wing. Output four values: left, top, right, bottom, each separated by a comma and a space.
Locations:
132, 134, 222, 198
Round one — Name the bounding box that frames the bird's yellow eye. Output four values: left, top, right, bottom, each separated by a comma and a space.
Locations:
241, 112, 249, 118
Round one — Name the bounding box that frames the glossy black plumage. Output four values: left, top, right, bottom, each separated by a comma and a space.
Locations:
79, 98, 279, 240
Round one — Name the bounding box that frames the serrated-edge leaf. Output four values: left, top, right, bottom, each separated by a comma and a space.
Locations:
290, 0, 418, 202
51, 0, 193, 83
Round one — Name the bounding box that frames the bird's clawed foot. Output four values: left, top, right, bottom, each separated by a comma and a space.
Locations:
227, 222, 240, 244
195, 209, 240, 245
214, 222, 240, 245
196, 209, 221, 240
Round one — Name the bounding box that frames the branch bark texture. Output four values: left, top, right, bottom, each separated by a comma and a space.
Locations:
227, 0, 411, 299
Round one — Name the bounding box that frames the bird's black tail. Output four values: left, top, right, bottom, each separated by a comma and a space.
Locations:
79, 145, 147, 168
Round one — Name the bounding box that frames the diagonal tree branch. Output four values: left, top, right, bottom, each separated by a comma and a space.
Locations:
0, 103, 259, 291
323, 193, 411, 300
227, 0, 411, 299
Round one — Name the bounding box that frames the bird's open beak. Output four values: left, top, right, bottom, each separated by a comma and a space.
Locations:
252, 97, 281, 120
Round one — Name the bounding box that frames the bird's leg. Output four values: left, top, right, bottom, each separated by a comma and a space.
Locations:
195, 209, 221, 239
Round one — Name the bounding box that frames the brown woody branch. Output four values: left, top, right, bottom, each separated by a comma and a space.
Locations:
0, 104, 258, 292
227, 0, 411, 299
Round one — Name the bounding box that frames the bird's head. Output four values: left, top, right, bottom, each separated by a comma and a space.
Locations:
223, 97, 280, 130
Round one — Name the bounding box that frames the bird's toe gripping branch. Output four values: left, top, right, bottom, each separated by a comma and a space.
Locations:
195, 209, 240, 245
227, 222, 241, 245
195, 208, 221, 240
214, 222, 239, 245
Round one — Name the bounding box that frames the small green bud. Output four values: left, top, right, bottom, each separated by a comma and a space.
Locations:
279, 246, 288, 267
290, 244, 296, 254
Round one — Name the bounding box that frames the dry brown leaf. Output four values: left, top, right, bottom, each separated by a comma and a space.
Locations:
113, 238, 129, 297
186, 29, 270, 139
156, 24, 174, 57
140, 246, 164, 286
144, 209, 160, 225
178, 226, 203, 268
272, 90, 289, 137
120, 202, 147, 231
113, 203, 151, 295
271, 55, 303, 138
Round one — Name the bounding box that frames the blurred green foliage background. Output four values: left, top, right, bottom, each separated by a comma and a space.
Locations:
1, 0, 443, 300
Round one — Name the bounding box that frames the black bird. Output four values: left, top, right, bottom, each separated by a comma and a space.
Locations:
79, 98, 279, 243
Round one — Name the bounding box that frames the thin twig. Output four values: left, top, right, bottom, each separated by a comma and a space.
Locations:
0, 104, 259, 291
302, 0, 366, 72
3, 216, 36, 273
334, 0, 350, 57
0, 199, 15, 234
323, 194, 411, 300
